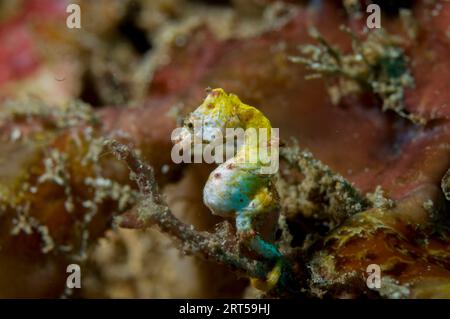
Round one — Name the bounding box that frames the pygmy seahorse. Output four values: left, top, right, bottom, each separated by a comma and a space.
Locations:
173, 88, 285, 290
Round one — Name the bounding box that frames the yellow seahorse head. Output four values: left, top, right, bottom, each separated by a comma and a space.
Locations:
175, 88, 272, 146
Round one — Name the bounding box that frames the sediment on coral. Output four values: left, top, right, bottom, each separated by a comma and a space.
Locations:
279, 143, 369, 228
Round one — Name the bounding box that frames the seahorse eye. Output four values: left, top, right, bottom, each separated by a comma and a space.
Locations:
185, 121, 194, 129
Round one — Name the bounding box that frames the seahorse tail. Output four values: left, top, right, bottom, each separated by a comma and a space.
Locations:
250, 259, 284, 291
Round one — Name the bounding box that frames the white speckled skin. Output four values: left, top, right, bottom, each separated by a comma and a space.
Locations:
203, 156, 272, 218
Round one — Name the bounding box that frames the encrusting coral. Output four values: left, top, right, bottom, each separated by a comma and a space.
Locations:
1, 0, 450, 299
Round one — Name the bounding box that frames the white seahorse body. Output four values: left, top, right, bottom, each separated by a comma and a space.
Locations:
203, 156, 274, 219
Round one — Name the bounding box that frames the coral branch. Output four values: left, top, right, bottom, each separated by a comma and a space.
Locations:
106, 140, 161, 202
106, 140, 272, 280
